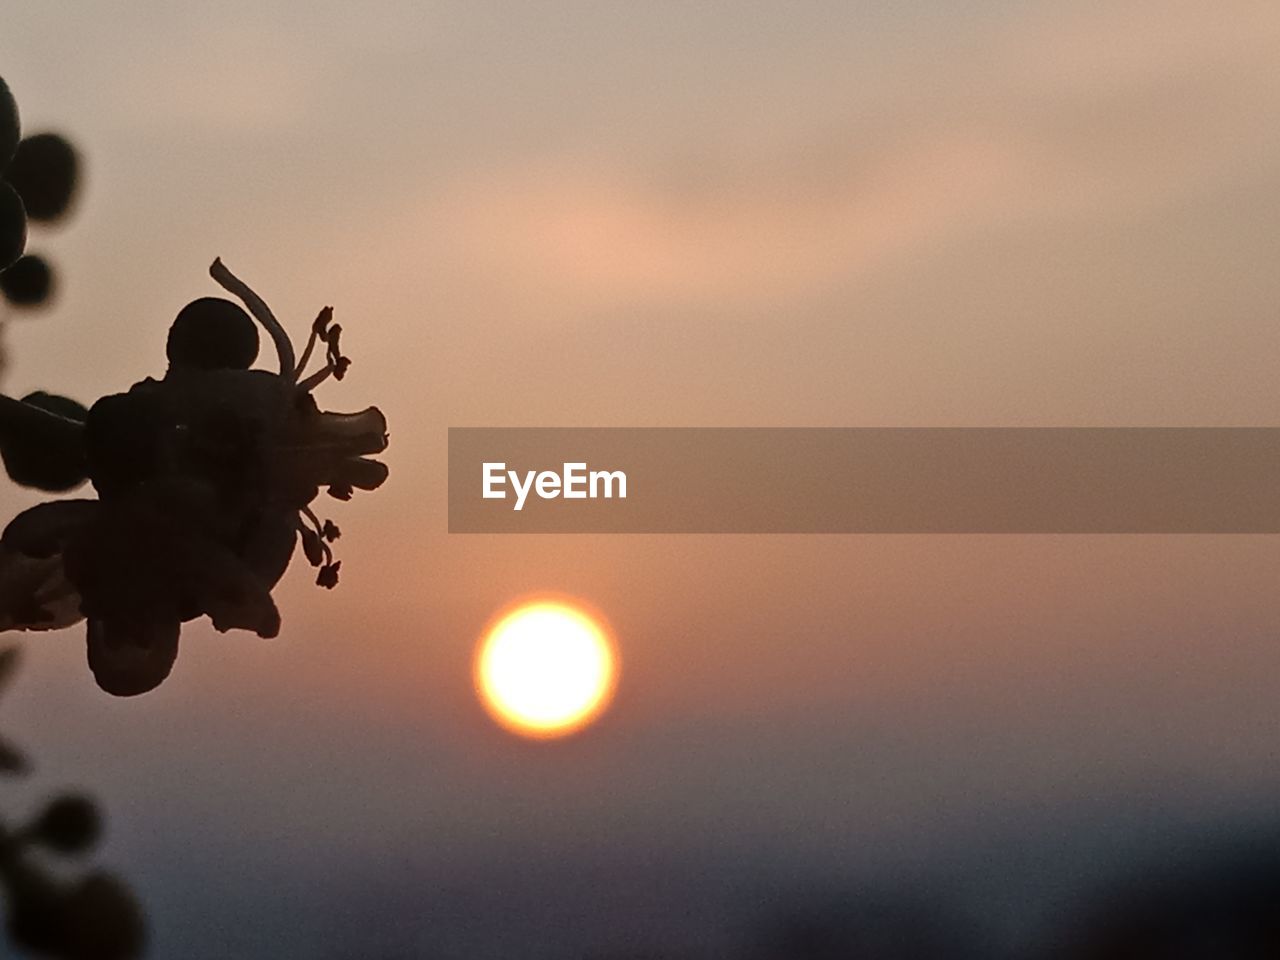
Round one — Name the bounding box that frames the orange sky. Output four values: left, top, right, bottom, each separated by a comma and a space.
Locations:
4, 1, 1280, 956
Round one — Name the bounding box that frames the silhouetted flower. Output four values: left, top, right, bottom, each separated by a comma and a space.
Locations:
0, 260, 389, 695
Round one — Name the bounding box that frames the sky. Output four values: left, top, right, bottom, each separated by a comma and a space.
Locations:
4, 1, 1280, 957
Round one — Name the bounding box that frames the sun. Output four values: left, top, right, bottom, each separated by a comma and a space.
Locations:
474, 599, 618, 739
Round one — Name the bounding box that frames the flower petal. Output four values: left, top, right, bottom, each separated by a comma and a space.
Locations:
0, 503, 87, 633
0, 392, 88, 492
85, 617, 179, 697
2, 499, 97, 559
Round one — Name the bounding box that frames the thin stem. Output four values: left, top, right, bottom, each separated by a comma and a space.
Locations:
296, 365, 333, 393
293, 307, 332, 382
300, 504, 322, 531
209, 259, 295, 377
294, 329, 320, 381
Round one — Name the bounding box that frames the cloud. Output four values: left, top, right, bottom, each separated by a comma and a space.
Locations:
413, 0, 1280, 318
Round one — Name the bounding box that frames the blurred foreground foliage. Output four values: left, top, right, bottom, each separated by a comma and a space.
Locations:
0, 65, 389, 958
0, 648, 144, 959
0, 71, 145, 958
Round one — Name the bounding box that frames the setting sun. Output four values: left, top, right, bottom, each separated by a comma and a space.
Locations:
475, 600, 618, 739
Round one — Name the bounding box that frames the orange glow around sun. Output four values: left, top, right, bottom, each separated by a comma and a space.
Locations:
475, 599, 618, 739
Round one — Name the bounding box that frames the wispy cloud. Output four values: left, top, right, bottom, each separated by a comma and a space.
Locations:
407, 0, 1280, 316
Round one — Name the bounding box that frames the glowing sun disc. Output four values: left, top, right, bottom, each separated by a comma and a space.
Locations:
475, 600, 618, 739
